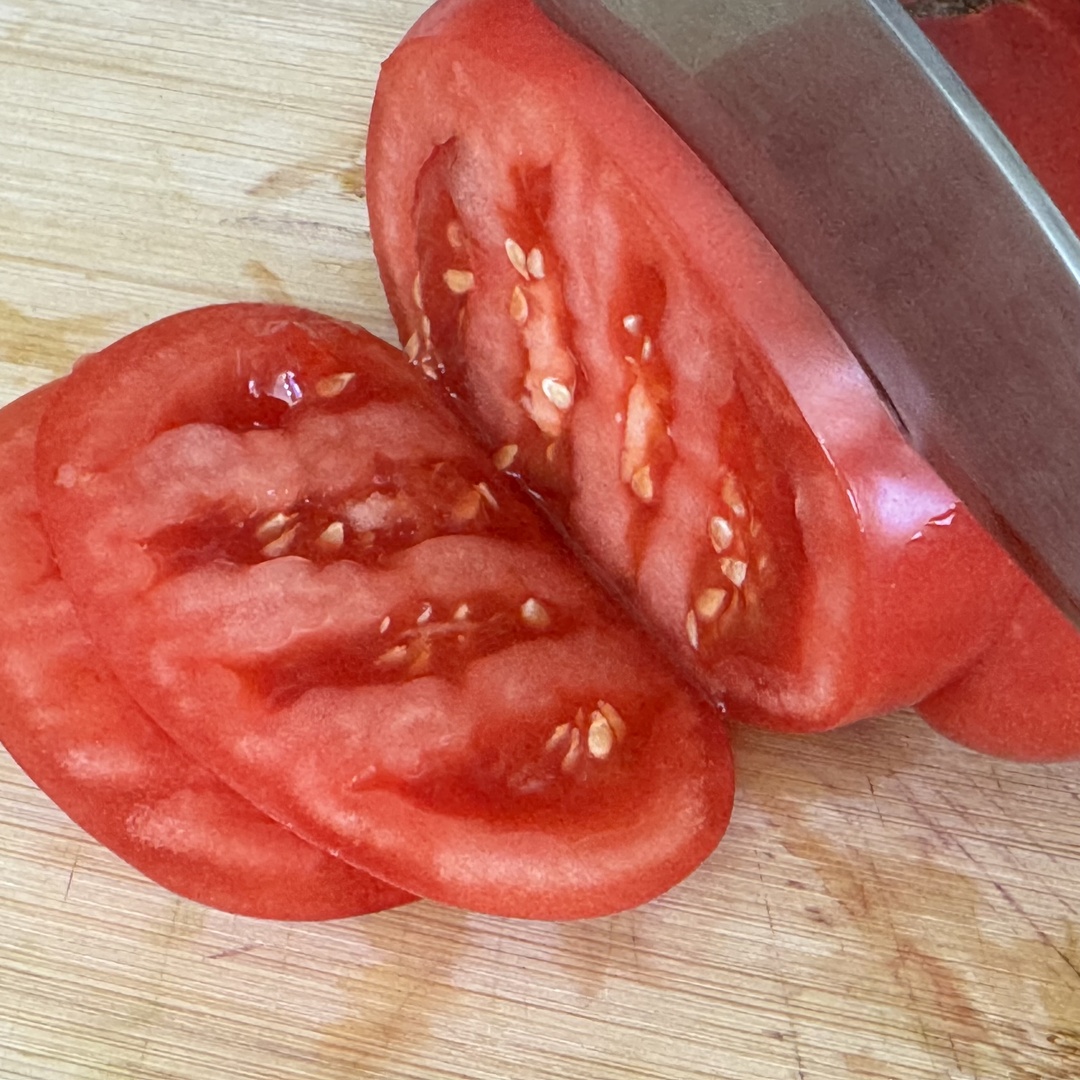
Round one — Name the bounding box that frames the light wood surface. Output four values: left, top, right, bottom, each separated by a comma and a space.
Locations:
2, 2, 1079, 1077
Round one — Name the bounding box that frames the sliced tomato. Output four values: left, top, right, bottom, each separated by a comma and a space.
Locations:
914, 0, 1080, 229
35, 303, 733, 920
916, 563, 1080, 762
0, 382, 412, 920
366, 0, 1016, 732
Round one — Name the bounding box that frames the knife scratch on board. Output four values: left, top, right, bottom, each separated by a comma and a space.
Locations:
207, 942, 263, 961
62, 854, 77, 902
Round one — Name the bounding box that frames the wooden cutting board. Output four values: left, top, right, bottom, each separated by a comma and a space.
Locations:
2, 2, 1078, 1077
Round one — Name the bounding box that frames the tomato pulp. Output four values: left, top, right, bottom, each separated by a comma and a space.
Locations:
0, 383, 412, 919
367, 0, 1018, 734
35, 304, 734, 920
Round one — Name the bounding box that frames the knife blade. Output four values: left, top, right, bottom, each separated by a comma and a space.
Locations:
533, 0, 1080, 627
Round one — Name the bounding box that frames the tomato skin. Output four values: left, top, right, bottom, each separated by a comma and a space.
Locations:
916, 568, 1080, 762
0, 382, 412, 920
368, 0, 1015, 733
35, 303, 734, 920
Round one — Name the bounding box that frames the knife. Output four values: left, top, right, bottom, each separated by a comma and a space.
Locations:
533, 0, 1080, 628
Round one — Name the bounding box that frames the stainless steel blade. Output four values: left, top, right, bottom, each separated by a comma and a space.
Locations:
534, 0, 1080, 626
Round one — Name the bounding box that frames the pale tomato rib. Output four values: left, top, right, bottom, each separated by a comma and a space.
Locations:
141, 537, 597, 690
0, 383, 412, 920
87, 403, 476, 547
367, 0, 1020, 731
36, 304, 733, 920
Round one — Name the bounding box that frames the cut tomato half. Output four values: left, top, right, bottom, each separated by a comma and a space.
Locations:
367, 0, 1016, 732
0, 383, 412, 920
35, 304, 733, 920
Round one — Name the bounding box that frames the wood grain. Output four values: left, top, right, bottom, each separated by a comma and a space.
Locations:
1, 2, 1078, 1077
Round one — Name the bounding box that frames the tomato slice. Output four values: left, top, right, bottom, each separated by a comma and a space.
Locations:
366, 0, 1016, 732
0, 383, 412, 920
35, 303, 733, 920
916, 555, 1080, 761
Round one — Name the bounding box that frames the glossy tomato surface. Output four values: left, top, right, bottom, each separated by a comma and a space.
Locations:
917, 565, 1080, 762
367, 0, 1015, 732
0, 382, 411, 919
35, 303, 734, 920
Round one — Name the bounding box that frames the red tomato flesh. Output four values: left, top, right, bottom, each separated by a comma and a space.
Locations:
35, 304, 734, 920
367, 0, 1016, 733
0, 383, 412, 919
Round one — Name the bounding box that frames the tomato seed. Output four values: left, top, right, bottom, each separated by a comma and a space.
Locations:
475, 481, 498, 508
561, 728, 583, 772
316, 521, 346, 551
545, 722, 570, 753
541, 377, 573, 411
596, 701, 627, 741
493, 444, 518, 471
709, 515, 734, 554
377, 645, 409, 667
254, 512, 292, 545
720, 558, 748, 588
631, 465, 654, 503
315, 372, 356, 398
695, 587, 730, 622
451, 487, 483, 522
686, 610, 700, 650
444, 268, 475, 294
587, 715, 615, 759
509, 285, 529, 324
520, 597, 551, 629
504, 237, 529, 279
722, 474, 747, 519
260, 524, 298, 559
